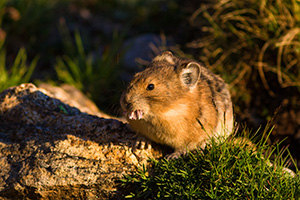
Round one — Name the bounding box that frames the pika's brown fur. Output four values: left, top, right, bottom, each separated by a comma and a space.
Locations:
120, 51, 233, 157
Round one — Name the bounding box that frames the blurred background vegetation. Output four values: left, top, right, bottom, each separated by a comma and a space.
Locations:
0, 0, 299, 167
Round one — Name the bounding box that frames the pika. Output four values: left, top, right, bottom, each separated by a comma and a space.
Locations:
120, 51, 233, 158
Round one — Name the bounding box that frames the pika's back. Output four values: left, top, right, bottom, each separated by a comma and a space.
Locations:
120, 51, 233, 152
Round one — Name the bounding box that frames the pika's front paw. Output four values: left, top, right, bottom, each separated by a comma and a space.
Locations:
131, 134, 152, 152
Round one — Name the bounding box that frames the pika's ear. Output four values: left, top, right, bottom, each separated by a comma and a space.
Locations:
153, 51, 175, 65
180, 62, 201, 88
161, 51, 173, 56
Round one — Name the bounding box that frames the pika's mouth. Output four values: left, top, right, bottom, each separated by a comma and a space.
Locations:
124, 110, 144, 120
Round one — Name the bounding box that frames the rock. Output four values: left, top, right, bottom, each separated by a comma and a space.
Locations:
38, 83, 111, 119
0, 83, 163, 199
122, 34, 174, 72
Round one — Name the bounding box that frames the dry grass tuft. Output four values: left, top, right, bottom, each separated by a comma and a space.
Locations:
188, 0, 300, 97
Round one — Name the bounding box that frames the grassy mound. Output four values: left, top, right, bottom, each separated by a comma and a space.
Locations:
121, 127, 299, 199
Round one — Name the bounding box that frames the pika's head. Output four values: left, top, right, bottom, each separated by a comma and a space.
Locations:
120, 51, 201, 121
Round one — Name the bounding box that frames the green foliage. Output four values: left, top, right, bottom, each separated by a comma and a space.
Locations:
55, 29, 124, 110
121, 127, 300, 199
0, 40, 38, 92
1, 0, 62, 53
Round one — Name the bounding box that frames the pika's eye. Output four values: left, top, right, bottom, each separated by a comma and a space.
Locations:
146, 84, 155, 91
